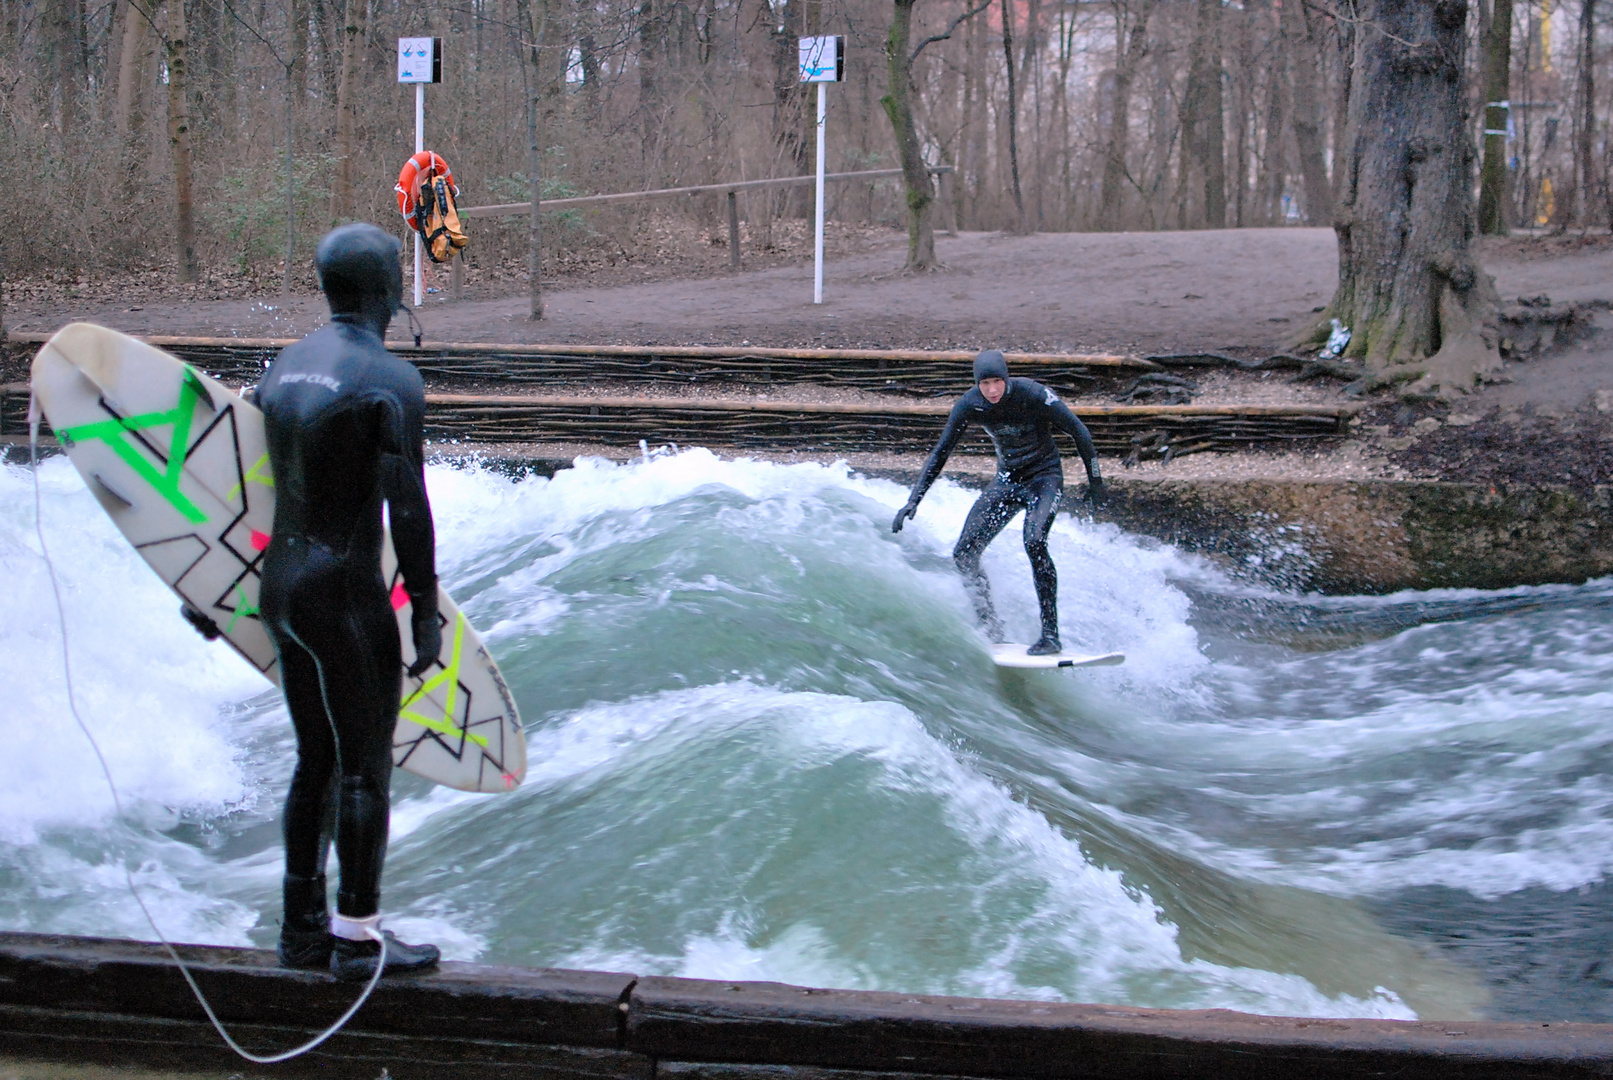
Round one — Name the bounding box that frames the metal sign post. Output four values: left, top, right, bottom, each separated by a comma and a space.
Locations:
798, 36, 843, 305
398, 36, 442, 307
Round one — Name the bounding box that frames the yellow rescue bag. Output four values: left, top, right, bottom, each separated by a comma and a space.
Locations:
415, 174, 468, 263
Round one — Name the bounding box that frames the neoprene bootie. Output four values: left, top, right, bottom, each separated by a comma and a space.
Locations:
330, 914, 440, 982
1028, 582, 1060, 655
1027, 633, 1062, 656
277, 873, 334, 970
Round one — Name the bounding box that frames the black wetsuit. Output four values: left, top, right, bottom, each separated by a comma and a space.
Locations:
257, 320, 437, 924
899, 368, 1101, 646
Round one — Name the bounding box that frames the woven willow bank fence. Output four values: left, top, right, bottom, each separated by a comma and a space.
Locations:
0, 335, 1356, 457
3, 334, 1152, 397
419, 394, 1355, 455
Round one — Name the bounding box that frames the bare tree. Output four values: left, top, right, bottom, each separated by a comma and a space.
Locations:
1283, 0, 1333, 224
49, 0, 83, 133
1574, 0, 1598, 224
1478, 0, 1513, 235
1000, 0, 1025, 231
330, 0, 367, 223
883, 0, 937, 267
288, 0, 307, 124
164, 0, 199, 282
113, 0, 153, 144
1176, 0, 1226, 228
1098, 0, 1154, 230
514, 0, 558, 319
884, 0, 988, 268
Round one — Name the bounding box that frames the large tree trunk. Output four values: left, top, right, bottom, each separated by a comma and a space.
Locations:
1283, 0, 1333, 224
1313, 0, 1500, 397
1098, 0, 1153, 231
1478, 0, 1513, 235
1330, 13, 1352, 214
164, 0, 199, 283
882, 0, 936, 269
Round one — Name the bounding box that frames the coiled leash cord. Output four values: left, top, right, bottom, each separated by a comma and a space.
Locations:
27, 391, 386, 1064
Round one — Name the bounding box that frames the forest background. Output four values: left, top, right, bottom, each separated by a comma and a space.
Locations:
0, 0, 1601, 289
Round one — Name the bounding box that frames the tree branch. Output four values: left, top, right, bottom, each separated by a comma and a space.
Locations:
911, 0, 992, 63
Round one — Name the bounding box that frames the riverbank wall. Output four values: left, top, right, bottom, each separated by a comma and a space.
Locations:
449, 453, 1613, 595
2, 931, 1610, 1080
1099, 478, 1613, 594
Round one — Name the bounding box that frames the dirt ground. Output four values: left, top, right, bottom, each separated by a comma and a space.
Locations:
5, 226, 1611, 487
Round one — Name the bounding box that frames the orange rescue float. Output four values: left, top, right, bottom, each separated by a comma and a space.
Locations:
394, 151, 467, 263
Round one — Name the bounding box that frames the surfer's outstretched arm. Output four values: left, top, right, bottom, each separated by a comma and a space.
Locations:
1047, 398, 1105, 503
377, 388, 441, 675
893, 399, 972, 532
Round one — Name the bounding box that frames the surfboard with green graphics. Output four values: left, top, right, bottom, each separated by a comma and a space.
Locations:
31, 323, 526, 794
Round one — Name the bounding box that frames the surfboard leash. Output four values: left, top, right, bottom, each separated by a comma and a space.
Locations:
27, 390, 388, 1065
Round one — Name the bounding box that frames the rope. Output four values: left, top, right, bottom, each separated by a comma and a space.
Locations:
26, 391, 386, 1064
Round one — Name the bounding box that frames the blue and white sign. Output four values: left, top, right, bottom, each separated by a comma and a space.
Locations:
398, 37, 442, 84
798, 36, 843, 83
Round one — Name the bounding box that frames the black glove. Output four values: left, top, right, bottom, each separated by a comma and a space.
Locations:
1087, 476, 1108, 508
891, 500, 919, 533
180, 602, 222, 641
407, 611, 443, 678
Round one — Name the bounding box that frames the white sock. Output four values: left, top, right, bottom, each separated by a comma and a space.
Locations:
331, 912, 383, 942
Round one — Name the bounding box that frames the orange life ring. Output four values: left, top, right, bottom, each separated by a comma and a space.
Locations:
395, 151, 458, 225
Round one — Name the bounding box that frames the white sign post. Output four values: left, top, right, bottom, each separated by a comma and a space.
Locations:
798, 36, 843, 305
398, 37, 442, 307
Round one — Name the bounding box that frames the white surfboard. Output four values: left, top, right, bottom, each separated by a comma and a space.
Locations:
990, 644, 1126, 670
30, 322, 526, 794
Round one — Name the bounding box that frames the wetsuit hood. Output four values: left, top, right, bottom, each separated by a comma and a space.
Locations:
315, 224, 403, 337
973, 349, 1010, 384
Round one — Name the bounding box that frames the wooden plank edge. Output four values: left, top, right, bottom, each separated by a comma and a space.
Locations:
626, 977, 1613, 1080
1, 935, 1610, 1080
420, 394, 1362, 419
0, 1005, 648, 1080
4, 332, 1151, 369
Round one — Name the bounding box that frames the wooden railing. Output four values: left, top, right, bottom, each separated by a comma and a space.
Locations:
460, 166, 957, 273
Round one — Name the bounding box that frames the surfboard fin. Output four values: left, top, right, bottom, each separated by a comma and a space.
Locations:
90, 472, 136, 511
182, 367, 218, 412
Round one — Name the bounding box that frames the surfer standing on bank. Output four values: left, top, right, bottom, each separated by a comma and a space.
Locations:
891, 349, 1105, 655
188, 224, 444, 979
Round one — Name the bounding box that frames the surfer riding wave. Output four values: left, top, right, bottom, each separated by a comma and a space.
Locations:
891, 349, 1105, 656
